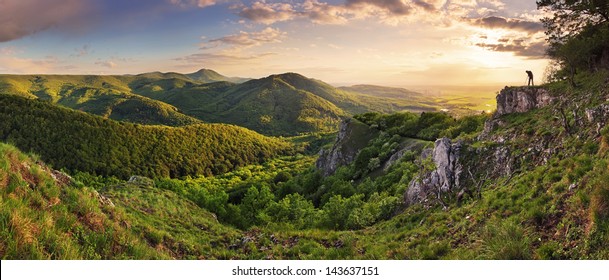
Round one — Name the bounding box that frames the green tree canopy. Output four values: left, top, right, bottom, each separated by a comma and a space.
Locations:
538, 0, 609, 80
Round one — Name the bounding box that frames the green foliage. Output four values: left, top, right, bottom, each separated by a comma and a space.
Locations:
355, 111, 487, 141
538, 1, 609, 82
480, 219, 532, 260
266, 194, 319, 229
0, 142, 166, 259
0, 94, 290, 179
0, 72, 481, 136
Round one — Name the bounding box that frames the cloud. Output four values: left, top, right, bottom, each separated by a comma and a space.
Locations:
0, 0, 92, 42
72, 44, 92, 57
302, 0, 351, 24
345, 0, 414, 16
238, 1, 297, 25
476, 39, 547, 59
467, 16, 544, 34
95, 60, 117, 68
0, 46, 21, 56
0, 55, 60, 73
207, 27, 286, 47
234, 0, 465, 26
174, 52, 276, 66
169, 0, 218, 8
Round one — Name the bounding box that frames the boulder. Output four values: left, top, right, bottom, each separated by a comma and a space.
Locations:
405, 138, 463, 206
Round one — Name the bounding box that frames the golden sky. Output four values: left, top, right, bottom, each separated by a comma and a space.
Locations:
0, 0, 550, 87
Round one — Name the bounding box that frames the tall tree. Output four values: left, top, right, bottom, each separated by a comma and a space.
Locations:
538, 0, 609, 83
538, 0, 609, 42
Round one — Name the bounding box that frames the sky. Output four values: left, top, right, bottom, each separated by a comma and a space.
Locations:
0, 0, 551, 87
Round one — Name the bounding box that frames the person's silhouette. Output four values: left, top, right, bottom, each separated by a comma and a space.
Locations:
526, 70, 534, 86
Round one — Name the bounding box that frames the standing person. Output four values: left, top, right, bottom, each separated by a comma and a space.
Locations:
526, 70, 534, 86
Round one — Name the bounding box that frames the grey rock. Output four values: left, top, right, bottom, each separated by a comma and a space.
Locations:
492, 146, 513, 176
405, 138, 463, 206
495, 86, 554, 117
585, 104, 609, 134
382, 147, 409, 172
128, 175, 154, 186
92, 190, 115, 208
479, 87, 553, 141
316, 118, 378, 176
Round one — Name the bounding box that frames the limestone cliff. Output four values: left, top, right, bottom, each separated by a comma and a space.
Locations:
406, 86, 556, 207
316, 118, 379, 176
480, 86, 555, 141
495, 86, 554, 117
405, 138, 464, 206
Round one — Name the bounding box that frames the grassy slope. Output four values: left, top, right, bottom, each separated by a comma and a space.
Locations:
0, 142, 246, 259
3, 73, 608, 259
223, 73, 609, 260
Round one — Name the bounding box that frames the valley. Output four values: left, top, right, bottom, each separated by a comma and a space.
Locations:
2, 67, 609, 259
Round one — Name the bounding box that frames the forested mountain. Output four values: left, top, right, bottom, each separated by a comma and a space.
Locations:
0, 94, 290, 179
0, 71, 443, 135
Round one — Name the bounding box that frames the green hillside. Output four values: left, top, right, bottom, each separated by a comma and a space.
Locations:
0, 74, 201, 126
0, 94, 291, 179
193, 74, 348, 135
3, 71, 609, 260
0, 142, 255, 259
185, 69, 249, 84
0, 71, 452, 136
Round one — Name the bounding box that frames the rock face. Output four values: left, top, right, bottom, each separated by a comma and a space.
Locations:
128, 175, 154, 186
316, 118, 379, 176
585, 104, 609, 134
479, 86, 554, 141
382, 147, 409, 172
405, 138, 463, 206
495, 86, 554, 117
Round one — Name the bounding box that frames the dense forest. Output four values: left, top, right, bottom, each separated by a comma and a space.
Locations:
0, 94, 291, 179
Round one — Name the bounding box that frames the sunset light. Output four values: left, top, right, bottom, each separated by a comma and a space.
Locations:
0, 0, 550, 87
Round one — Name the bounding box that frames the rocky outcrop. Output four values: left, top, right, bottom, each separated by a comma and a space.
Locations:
383, 147, 410, 172
585, 104, 609, 134
479, 86, 554, 140
495, 86, 554, 117
405, 138, 463, 206
93, 190, 115, 207
128, 175, 154, 186
382, 139, 429, 172
316, 118, 379, 176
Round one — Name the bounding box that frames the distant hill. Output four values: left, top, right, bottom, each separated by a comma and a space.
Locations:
0, 70, 443, 136
0, 74, 201, 126
340, 84, 423, 99
140, 73, 440, 135
186, 69, 249, 84
0, 94, 291, 178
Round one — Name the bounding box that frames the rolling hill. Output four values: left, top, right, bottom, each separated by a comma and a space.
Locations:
0, 94, 291, 179
0, 69, 445, 135
134, 73, 441, 135
0, 74, 201, 126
